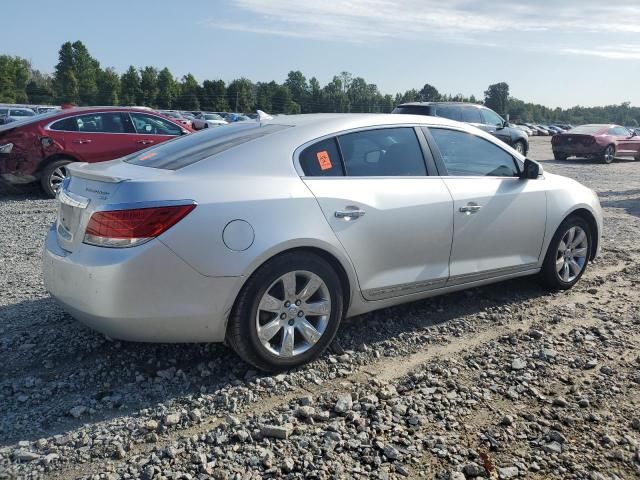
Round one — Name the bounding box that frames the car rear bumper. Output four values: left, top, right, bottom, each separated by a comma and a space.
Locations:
552, 145, 604, 157
42, 225, 239, 343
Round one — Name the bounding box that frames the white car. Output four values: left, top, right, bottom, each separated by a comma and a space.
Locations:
192, 113, 228, 130
43, 114, 603, 371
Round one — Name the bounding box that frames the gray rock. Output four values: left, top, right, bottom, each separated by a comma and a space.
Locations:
543, 441, 562, 454
13, 450, 40, 462
463, 462, 486, 477
497, 466, 519, 479
165, 413, 181, 426
334, 393, 353, 413
69, 405, 87, 418
283, 456, 295, 473
295, 405, 315, 419
552, 397, 568, 408
383, 444, 401, 460
511, 358, 527, 370
261, 423, 292, 439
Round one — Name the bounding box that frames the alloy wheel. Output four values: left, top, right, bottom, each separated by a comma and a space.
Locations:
515, 142, 525, 154
604, 146, 614, 164
49, 166, 68, 194
255, 271, 331, 358
555, 226, 588, 283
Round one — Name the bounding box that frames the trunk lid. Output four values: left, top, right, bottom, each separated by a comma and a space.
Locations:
554, 134, 595, 146
55, 160, 175, 253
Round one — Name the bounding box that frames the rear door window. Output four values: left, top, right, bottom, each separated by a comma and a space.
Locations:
461, 107, 483, 123
435, 105, 463, 122
338, 127, 427, 177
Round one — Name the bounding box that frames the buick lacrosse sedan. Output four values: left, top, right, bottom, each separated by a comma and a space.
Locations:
43, 114, 602, 371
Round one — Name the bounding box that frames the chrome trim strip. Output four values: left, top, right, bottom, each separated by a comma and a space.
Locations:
363, 278, 448, 300
58, 188, 90, 209
446, 263, 538, 286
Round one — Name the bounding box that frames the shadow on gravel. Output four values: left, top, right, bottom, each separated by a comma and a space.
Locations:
0, 183, 47, 201
600, 195, 640, 218
0, 273, 552, 446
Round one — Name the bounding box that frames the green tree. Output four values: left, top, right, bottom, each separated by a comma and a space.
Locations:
96, 68, 120, 105
227, 78, 254, 112
284, 70, 309, 112
157, 67, 177, 109
484, 82, 510, 115
53, 42, 78, 104
0, 55, 30, 103
419, 83, 440, 102
120, 65, 141, 105
200, 79, 228, 111
72, 41, 100, 105
177, 73, 200, 110
139, 66, 159, 107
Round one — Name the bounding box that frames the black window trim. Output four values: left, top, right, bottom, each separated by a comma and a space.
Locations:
423, 126, 523, 178
294, 125, 439, 178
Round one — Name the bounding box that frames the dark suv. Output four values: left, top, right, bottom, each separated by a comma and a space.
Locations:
392, 102, 529, 155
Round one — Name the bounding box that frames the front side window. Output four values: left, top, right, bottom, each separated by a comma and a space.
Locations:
299, 137, 343, 176
609, 126, 630, 136
481, 109, 505, 127
429, 128, 519, 177
338, 127, 426, 177
131, 113, 183, 136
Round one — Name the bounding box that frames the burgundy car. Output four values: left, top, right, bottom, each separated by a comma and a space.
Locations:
0, 107, 192, 197
552, 124, 640, 164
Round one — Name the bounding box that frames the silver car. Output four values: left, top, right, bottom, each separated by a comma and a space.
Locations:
43, 114, 603, 371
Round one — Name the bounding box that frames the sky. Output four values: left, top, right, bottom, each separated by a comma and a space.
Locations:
4, 0, 640, 108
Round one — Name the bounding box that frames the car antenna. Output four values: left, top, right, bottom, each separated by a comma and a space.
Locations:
256, 110, 273, 125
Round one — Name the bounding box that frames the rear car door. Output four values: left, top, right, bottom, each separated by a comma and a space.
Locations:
300, 127, 454, 300
130, 112, 184, 148
49, 112, 138, 163
425, 127, 547, 283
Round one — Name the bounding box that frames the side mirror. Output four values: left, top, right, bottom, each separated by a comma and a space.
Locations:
521, 158, 542, 179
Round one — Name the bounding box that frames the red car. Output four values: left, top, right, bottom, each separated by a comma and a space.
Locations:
0, 107, 192, 197
552, 124, 640, 164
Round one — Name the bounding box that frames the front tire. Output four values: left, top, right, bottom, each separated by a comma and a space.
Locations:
514, 140, 526, 155
227, 252, 344, 372
541, 216, 591, 290
41, 159, 72, 198
602, 145, 615, 164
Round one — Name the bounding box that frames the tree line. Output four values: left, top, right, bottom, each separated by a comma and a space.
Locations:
0, 40, 638, 126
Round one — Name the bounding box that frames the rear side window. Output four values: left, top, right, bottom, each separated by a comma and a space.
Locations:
609, 126, 630, 136
429, 128, 519, 177
50, 116, 79, 132
435, 105, 463, 122
50, 113, 133, 133
391, 105, 434, 116
338, 127, 426, 177
461, 107, 483, 123
125, 123, 291, 170
299, 137, 343, 176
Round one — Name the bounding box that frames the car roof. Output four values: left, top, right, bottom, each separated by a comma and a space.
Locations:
397, 102, 485, 109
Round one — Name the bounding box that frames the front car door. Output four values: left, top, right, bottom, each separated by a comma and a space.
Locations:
299, 126, 454, 300
425, 127, 547, 284
48, 112, 138, 163
610, 126, 640, 157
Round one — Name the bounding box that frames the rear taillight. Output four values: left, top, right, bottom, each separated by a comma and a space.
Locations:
84, 204, 195, 247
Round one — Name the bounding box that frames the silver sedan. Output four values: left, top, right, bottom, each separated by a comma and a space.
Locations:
43, 114, 603, 371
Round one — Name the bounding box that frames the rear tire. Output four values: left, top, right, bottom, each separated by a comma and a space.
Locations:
41, 159, 72, 198
540, 215, 591, 290
513, 140, 526, 155
601, 145, 615, 164
554, 153, 567, 161
226, 252, 344, 372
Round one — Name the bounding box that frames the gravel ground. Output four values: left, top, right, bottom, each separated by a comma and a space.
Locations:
1, 136, 639, 480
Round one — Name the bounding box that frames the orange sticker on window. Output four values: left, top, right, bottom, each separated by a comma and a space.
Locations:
316, 150, 332, 170
138, 152, 157, 161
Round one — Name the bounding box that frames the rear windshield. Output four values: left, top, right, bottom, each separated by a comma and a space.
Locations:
391, 105, 434, 116
125, 123, 291, 170
569, 125, 606, 134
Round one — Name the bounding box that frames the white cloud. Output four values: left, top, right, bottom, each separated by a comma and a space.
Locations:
203, 0, 640, 59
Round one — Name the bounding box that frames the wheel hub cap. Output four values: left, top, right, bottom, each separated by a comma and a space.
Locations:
256, 270, 331, 358
555, 226, 588, 283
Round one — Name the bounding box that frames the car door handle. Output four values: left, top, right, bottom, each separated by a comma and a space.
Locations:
459, 203, 482, 214
335, 208, 366, 220
73, 139, 92, 144
137, 140, 155, 145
